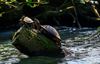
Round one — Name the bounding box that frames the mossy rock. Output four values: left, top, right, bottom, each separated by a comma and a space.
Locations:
12, 26, 64, 57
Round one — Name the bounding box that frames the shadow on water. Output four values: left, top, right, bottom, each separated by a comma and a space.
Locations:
18, 56, 59, 64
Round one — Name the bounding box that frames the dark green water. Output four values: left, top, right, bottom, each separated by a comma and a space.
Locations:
0, 27, 100, 64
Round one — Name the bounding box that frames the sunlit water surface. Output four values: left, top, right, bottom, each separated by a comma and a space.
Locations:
0, 26, 100, 64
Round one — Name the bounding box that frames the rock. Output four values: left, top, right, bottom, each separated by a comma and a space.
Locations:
12, 26, 64, 57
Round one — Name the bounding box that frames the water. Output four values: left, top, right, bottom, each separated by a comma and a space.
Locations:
0, 26, 100, 64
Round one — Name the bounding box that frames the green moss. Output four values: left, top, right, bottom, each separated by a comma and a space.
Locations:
13, 26, 59, 53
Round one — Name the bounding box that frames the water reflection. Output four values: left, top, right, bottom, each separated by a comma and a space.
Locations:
0, 31, 13, 42
19, 56, 59, 64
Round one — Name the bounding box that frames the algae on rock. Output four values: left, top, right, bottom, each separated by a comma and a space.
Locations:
12, 26, 63, 56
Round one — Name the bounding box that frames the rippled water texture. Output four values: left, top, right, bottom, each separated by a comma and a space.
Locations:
0, 26, 100, 64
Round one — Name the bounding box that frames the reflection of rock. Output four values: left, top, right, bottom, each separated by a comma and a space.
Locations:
19, 56, 58, 64
12, 26, 64, 57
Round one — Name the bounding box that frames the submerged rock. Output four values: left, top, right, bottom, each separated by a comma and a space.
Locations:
12, 26, 64, 57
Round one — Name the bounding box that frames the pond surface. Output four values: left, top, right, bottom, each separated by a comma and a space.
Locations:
0, 26, 100, 64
